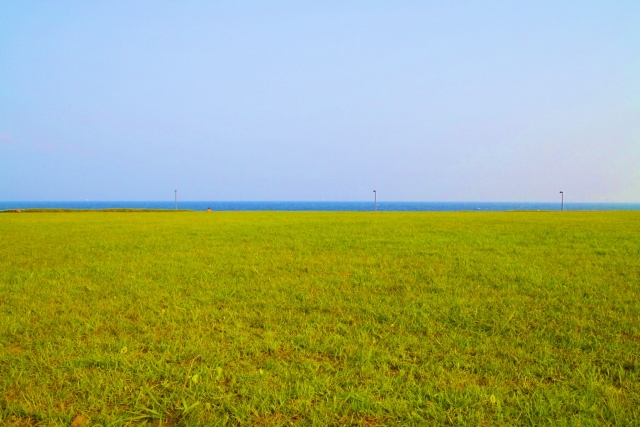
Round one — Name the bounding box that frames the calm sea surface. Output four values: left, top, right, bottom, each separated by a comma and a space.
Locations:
1, 201, 639, 212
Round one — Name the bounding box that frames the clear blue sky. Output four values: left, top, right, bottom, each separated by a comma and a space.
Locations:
1, 1, 639, 202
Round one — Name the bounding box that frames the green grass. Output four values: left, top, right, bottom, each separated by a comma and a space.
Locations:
1, 211, 639, 426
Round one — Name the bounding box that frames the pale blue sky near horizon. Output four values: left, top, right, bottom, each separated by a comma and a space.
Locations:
1, 1, 639, 202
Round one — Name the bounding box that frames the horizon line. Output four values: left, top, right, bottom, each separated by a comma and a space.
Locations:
1, 200, 639, 204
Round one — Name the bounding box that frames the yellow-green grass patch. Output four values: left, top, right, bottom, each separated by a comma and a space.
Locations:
1, 211, 639, 425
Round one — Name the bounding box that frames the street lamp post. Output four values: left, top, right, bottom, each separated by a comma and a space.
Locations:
559, 191, 563, 211
175, 190, 178, 210
373, 190, 377, 212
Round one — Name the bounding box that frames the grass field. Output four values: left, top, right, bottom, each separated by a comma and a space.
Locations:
1, 211, 639, 426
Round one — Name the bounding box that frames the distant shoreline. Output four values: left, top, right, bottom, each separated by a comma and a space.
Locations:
1, 201, 639, 212
2, 207, 639, 214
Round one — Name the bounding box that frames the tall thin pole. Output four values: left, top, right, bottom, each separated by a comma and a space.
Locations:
373, 190, 377, 212
175, 190, 177, 210
560, 191, 563, 211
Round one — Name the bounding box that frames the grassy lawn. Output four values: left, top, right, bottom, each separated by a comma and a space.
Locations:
1, 211, 639, 426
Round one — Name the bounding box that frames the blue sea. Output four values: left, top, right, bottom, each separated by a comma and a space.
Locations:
1, 201, 639, 212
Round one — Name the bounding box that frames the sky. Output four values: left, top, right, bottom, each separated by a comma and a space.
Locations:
1, 1, 639, 202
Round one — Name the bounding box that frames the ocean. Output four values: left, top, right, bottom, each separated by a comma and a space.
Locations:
1, 201, 639, 212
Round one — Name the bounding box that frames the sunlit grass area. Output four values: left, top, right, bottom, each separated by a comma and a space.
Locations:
1, 211, 639, 426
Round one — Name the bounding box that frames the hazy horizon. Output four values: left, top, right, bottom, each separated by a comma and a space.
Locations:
2, 2, 639, 202
2, 199, 639, 205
